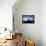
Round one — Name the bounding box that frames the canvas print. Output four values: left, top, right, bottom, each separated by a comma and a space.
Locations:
22, 15, 35, 24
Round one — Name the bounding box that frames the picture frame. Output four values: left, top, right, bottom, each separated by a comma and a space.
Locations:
22, 15, 35, 24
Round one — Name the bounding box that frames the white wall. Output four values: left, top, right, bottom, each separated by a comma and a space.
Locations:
13, 0, 46, 46
13, 0, 41, 46
41, 0, 46, 46
0, 0, 16, 30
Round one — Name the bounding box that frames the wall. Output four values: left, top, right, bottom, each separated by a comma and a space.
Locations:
13, 0, 41, 46
0, 0, 16, 30
41, 0, 46, 46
